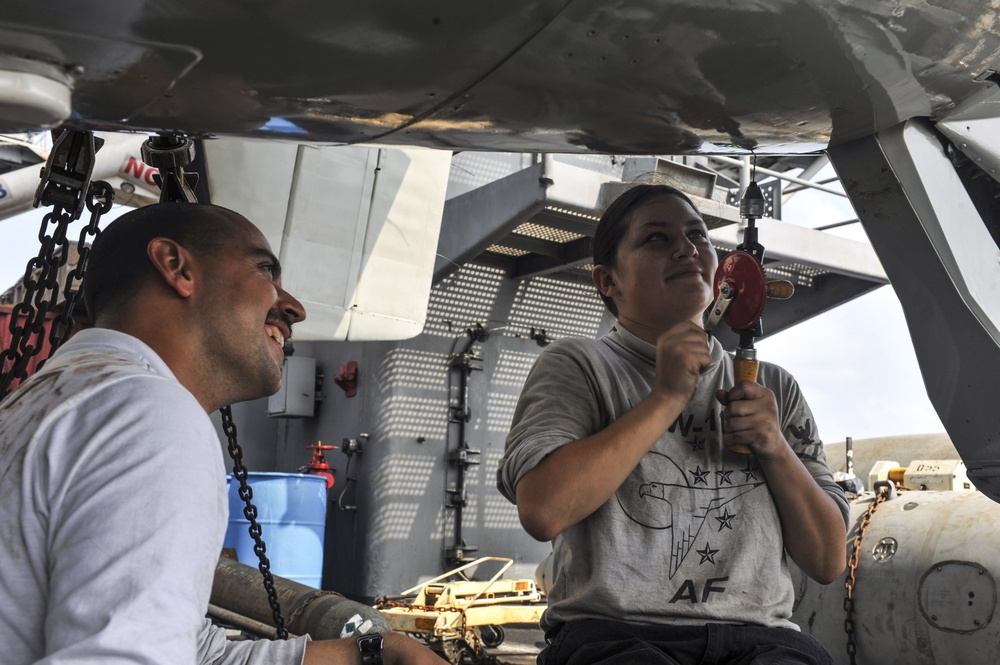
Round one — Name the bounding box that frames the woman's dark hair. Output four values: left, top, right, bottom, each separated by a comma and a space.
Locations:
83, 202, 234, 322
592, 184, 699, 316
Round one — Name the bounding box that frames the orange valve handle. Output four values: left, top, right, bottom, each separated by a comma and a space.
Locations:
766, 280, 795, 300
733, 356, 759, 384
728, 349, 758, 455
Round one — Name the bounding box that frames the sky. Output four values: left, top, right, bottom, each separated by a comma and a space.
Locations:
0, 164, 946, 446
753, 166, 945, 444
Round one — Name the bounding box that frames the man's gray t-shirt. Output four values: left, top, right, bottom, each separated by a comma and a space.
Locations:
498, 326, 849, 632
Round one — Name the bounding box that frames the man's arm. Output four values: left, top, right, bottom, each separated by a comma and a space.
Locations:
304, 633, 446, 665
717, 382, 847, 584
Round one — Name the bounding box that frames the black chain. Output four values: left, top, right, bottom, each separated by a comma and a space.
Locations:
48, 181, 114, 355
1, 128, 105, 398
0, 209, 68, 394
0, 183, 113, 399
220, 405, 289, 640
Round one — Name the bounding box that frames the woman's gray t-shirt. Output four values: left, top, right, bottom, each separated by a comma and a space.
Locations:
498, 326, 849, 632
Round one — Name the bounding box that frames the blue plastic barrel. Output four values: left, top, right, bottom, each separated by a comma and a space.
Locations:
224, 472, 327, 588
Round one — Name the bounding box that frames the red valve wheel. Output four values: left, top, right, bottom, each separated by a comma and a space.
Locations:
713, 251, 767, 330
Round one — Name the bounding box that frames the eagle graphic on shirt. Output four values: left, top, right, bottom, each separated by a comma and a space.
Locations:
615, 449, 765, 578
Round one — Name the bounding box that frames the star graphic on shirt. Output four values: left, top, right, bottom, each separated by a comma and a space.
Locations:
697, 543, 719, 564
715, 507, 737, 531
716, 469, 733, 486
688, 436, 706, 452
742, 460, 760, 482
628, 450, 766, 579
690, 466, 710, 485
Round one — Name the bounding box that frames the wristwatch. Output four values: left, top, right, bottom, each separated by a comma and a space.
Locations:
356, 632, 384, 665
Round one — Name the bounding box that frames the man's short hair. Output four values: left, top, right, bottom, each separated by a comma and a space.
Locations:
83, 203, 236, 322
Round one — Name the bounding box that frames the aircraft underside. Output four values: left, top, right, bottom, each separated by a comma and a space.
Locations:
3, 2, 1000, 663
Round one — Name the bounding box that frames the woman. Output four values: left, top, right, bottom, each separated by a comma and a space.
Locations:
498, 184, 849, 664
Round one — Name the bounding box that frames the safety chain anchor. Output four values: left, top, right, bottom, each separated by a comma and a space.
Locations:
843, 482, 893, 665
0, 130, 114, 399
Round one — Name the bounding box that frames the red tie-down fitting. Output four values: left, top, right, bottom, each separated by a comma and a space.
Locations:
300, 441, 337, 489
334, 360, 358, 397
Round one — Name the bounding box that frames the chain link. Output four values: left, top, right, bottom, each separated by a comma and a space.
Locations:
0, 210, 66, 394
843, 483, 891, 664
221, 405, 289, 640
48, 181, 114, 356
1, 182, 113, 399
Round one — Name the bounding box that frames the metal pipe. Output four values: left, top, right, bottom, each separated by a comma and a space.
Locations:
211, 557, 390, 639
846, 436, 854, 476
711, 154, 848, 197
739, 155, 751, 194
815, 218, 861, 231
540, 153, 555, 186
207, 603, 298, 639
781, 155, 830, 202
782, 175, 840, 194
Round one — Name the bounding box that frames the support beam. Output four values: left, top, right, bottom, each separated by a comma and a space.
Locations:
509, 236, 592, 280
830, 118, 1000, 503
434, 160, 549, 284
708, 219, 887, 283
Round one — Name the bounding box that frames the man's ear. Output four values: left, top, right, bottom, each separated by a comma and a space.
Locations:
147, 238, 196, 299
592, 264, 619, 299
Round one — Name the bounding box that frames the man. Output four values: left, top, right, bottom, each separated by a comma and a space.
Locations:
0, 203, 443, 665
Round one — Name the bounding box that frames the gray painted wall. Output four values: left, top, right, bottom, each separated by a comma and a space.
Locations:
219, 260, 613, 602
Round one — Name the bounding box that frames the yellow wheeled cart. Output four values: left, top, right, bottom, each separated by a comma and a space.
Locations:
376, 557, 546, 664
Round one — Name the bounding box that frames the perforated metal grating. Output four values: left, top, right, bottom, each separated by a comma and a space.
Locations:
557, 153, 626, 177
507, 275, 607, 340
371, 502, 422, 547
424, 264, 507, 337
486, 392, 521, 435
372, 454, 438, 499
544, 205, 600, 222
493, 349, 540, 388
432, 497, 474, 539
485, 245, 529, 257
482, 452, 523, 531
447, 152, 523, 193
482, 493, 523, 530
368, 455, 441, 547
378, 349, 448, 393
766, 263, 822, 288
374, 395, 448, 441
513, 221, 585, 243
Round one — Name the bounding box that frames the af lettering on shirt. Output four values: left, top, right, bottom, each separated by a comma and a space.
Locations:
617, 407, 765, 603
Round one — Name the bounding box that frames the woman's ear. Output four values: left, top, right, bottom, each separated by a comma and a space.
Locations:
592, 264, 619, 299
147, 237, 196, 299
